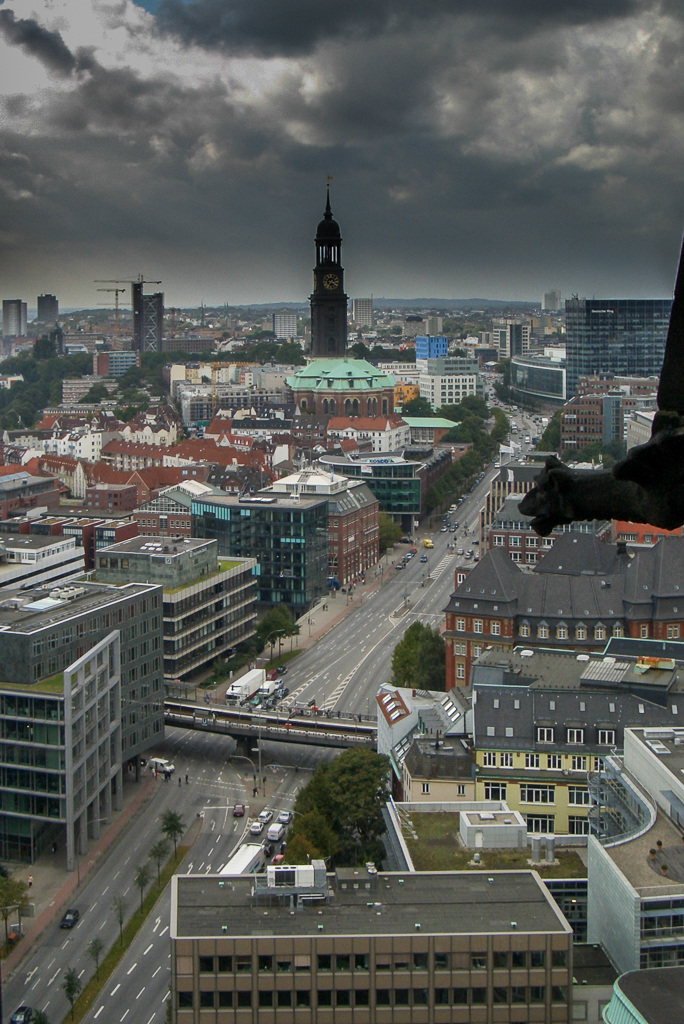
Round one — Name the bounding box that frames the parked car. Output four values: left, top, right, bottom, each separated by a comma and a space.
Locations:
60, 908, 80, 929
232, 803, 245, 817
249, 821, 265, 835
395, 562, 404, 570
10, 1008, 34, 1024
258, 809, 274, 824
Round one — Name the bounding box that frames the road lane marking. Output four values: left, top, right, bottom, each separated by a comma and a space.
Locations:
136, 987, 145, 999
144, 943, 153, 955
120, 1010, 130, 1021
94, 1007, 104, 1018
48, 970, 59, 986
127, 962, 138, 974
152, 965, 162, 977
111, 983, 121, 995
160, 925, 169, 937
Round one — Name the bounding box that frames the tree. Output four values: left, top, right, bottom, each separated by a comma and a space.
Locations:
401, 396, 433, 417
292, 748, 390, 865
134, 862, 152, 912
32, 1012, 50, 1024
33, 336, 56, 360
378, 511, 402, 554
149, 839, 170, 884
87, 936, 104, 979
0, 875, 29, 945
160, 809, 185, 858
539, 409, 561, 452
391, 621, 446, 691
112, 894, 127, 946
256, 605, 299, 653
62, 966, 82, 1019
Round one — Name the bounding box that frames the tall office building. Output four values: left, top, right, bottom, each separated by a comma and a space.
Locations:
543, 289, 561, 312
132, 281, 164, 352
565, 298, 671, 397
492, 318, 530, 359
37, 293, 58, 321
2, 299, 27, 338
352, 296, 373, 328
272, 312, 298, 339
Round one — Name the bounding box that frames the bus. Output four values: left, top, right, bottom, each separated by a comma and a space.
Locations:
219, 842, 265, 876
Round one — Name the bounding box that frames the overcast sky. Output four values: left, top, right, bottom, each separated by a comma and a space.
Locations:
1, 0, 683, 310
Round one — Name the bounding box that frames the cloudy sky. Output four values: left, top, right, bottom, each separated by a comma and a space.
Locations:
1, 0, 683, 310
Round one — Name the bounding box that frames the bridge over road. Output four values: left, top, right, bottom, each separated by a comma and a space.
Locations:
164, 700, 377, 750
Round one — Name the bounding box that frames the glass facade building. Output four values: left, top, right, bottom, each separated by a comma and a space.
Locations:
191, 495, 328, 609
565, 299, 671, 397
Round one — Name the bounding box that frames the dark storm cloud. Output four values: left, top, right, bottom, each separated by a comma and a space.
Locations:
0, 9, 76, 76
152, 0, 641, 56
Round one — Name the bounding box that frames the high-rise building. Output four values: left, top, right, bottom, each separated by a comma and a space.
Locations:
352, 296, 373, 328
565, 298, 671, 398
272, 312, 298, 339
543, 289, 562, 312
2, 299, 27, 338
37, 293, 58, 321
492, 318, 530, 359
132, 281, 164, 352
309, 188, 348, 357
415, 335, 448, 361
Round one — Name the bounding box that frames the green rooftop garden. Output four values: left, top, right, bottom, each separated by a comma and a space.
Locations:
402, 811, 586, 879
1, 672, 65, 694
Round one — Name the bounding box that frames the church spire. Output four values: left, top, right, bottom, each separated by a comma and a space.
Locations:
310, 189, 347, 358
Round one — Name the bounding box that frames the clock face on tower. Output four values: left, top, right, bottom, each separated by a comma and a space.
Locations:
323, 273, 339, 290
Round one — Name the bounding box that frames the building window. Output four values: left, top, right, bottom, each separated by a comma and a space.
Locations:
538, 624, 549, 639
456, 663, 465, 680
473, 619, 482, 634
547, 754, 562, 770
500, 752, 513, 768
576, 625, 587, 640
557, 624, 568, 640
568, 786, 590, 805
526, 814, 555, 832
525, 753, 540, 769
568, 815, 590, 835
571, 755, 588, 772
567, 728, 584, 744
493, 535, 505, 546
594, 624, 606, 640
520, 622, 530, 637
421, 783, 430, 794
482, 751, 496, 767
484, 782, 507, 800
537, 727, 554, 743
509, 535, 521, 547
668, 624, 680, 639
520, 785, 555, 804
456, 617, 465, 631
491, 621, 500, 636
612, 624, 623, 637
473, 644, 483, 657
598, 729, 616, 746
640, 624, 649, 638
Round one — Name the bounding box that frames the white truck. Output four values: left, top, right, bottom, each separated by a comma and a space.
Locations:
225, 668, 266, 705
259, 679, 278, 699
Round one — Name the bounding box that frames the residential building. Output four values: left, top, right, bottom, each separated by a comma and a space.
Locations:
543, 290, 562, 313
36, 293, 58, 321
191, 492, 328, 609
2, 299, 27, 338
93, 350, 140, 377
62, 377, 119, 404
84, 483, 139, 513
96, 537, 257, 683
171, 865, 573, 1024
402, 314, 424, 337
613, 521, 683, 545
470, 645, 684, 836
402, 417, 458, 446
272, 312, 298, 339
565, 299, 670, 397
351, 296, 373, 328
0, 578, 164, 862
402, 735, 475, 803
132, 281, 164, 352
443, 535, 684, 689
133, 481, 217, 538
326, 414, 410, 453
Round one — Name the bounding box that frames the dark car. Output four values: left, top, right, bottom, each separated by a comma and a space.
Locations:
399, 536, 411, 543
280, 687, 290, 698
232, 803, 246, 817
60, 908, 79, 929
10, 1007, 33, 1024
276, 666, 288, 675
420, 554, 428, 563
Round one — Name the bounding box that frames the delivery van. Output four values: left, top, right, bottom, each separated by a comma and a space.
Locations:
267, 823, 286, 842
423, 538, 434, 548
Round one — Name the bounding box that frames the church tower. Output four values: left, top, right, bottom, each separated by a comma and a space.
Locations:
310, 187, 348, 358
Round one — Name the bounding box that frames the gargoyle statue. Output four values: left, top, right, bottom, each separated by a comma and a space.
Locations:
519, 235, 684, 537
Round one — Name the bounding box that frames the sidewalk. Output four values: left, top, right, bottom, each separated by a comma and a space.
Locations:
3, 772, 156, 982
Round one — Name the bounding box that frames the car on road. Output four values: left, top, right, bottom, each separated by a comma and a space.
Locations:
272, 854, 285, 865
279, 686, 290, 698
440, 526, 447, 532
395, 562, 404, 570
278, 810, 293, 824
399, 536, 411, 543
233, 803, 245, 817
249, 821, 265, 835
10, 1007, 34, 1024
60, 908, 80, 929
258, 809, 274, 824
276, 666, 288, 675
420, 554, 428, 563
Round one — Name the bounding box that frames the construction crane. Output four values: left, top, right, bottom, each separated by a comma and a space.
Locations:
95, 285, 127, 328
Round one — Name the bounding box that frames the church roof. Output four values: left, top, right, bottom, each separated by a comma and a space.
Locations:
316, 190, 341, 241
286, 357, 395, 392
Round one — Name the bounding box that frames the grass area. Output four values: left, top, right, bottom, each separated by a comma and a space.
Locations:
62, 844, 189, 1024
404, 812, 586, 879
2, 672, 65, 693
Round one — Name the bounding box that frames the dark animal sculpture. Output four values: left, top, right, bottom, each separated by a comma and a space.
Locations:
519, 235, 684, 536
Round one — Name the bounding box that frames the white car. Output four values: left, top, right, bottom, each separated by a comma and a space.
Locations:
249, 820, 265, 835
258, 809, 274, 824
277, 810, 293, 825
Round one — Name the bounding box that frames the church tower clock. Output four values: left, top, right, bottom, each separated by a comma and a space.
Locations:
310, 187, 348, 358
